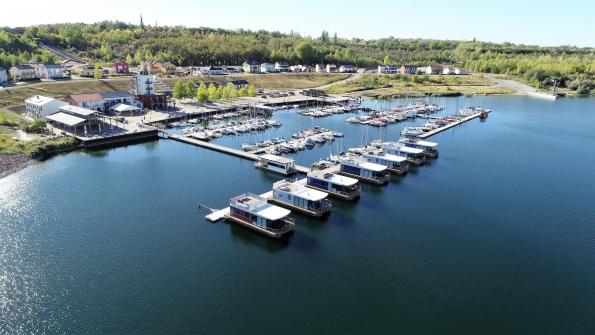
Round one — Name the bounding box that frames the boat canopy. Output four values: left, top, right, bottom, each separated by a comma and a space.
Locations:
257, 205, 291, 221
308, 171, 358, 187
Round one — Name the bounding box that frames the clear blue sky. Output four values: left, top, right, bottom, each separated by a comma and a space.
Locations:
1, 0, 593, 47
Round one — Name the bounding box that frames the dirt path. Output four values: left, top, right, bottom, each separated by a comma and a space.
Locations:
315, 70, 364, 90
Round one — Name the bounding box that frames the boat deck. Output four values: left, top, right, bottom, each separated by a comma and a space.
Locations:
419, 111, 490, 138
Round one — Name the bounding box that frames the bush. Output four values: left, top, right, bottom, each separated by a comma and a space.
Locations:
21, 118, 47, 133
576, 84, 591, 95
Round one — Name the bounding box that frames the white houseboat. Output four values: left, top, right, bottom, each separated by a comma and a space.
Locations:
339, 157, 390, 185
398, 138, 439, 158
380, 142, 426, 166
362, 151, 409, 175
306, 171, 361, 201
269, 180, 332, 217
227, 193, 295, 238
254, 154, 296, 175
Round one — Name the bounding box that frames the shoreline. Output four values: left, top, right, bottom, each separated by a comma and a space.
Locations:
0, 153, 35, 179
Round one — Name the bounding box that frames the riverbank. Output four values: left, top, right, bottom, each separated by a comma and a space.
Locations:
0, 153, 34, 179
324, 73, 515, 97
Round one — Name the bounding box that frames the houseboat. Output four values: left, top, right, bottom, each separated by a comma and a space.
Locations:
339, 157, 390, 185
226, 192, 295, 238
254, 154, 296, 175
362, 151, 409, 175
269, 180, 332, 217
306, 170, 361, 201
381, 142, 426, 166
398, 138, 439, 158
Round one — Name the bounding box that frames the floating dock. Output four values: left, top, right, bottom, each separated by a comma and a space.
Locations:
419, 111, 489, 139
169, 134, 311, 174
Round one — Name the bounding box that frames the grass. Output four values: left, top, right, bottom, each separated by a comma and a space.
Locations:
325, 73, 515, 96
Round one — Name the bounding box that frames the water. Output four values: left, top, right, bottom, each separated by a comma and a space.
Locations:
1, 96, 594, 334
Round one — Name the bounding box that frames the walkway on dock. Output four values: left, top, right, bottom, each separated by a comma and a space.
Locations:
420, 112, 488, 139
169, 134, 311, 174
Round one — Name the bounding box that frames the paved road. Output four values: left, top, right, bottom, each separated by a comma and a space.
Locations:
315, 70, 364, 90
38, 41, 86, 63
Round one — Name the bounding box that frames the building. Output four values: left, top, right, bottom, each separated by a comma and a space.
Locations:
46, 105, 99, 134
378, 65, 398, 74
339, 64, 355, 73
65, 92, 142, 112
33, 64, 64, 79
315, 64, 326, 73
141, 61, 176, 75
229, 79, 249, 90
242, 61, 260, 73
454, 67, 468, 75
400, 65, 417, 75
60, 59, 85, 70
0, 67, 7, 83
112, 58, 130, 74
24, 95, 69, 118
325, 64, 337, 73
301, 89, 325, 97
203, 66, 226, 76
260, 63, 275, 73
425, 65, 443, 75
10, 64, 37, 81
131, 67, 168, 110
72, 65, 95, 77
274, 61, 289, 72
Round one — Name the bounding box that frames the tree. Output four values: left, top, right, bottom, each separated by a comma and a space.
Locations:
93, 64, 102, 79
22, 118, 47, 133
140, 14, 145, 30
238, 87, 248, 97
294, 42, 316, 64
207, 84, 219, 101
185, 80, 196, 99
173, 79, 186, 99
333, 33, 338, 44
247, 84, 258, 97
320, 30, 329, 43
196, 82, 209, 102
383, 55, 393, 65
221, 85, 231, 100
228, 85, 238, 99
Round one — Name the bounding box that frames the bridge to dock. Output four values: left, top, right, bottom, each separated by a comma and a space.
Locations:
420, 111, 489, 139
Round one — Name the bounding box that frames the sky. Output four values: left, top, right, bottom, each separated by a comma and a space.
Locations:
1, 0, 593, 47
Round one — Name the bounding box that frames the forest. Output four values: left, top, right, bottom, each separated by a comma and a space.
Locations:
1, 21, 593, 93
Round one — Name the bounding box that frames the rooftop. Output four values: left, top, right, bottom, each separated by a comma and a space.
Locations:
260, 153, 294, 165
308, 171, 359, 187
25, 95, 66, 106
46, 112, 87, 127
60, 105, 97, 117
273, 181, 328, 201
364, 152, 407, 162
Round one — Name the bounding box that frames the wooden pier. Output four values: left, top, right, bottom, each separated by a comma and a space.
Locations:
169, 134, 311, 174
419, 111, 489, 139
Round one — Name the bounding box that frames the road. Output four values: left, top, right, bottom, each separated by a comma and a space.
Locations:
315, 70, 364, 90
38, 41, 86, 63
487, 75, 537, 94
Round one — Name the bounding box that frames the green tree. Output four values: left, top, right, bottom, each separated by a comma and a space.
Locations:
185, 80, 196, 99
383, 55, 393, 65
22, 118, 47, 133
228, 85, 238, 99
294, 42, 315, 64
207, 84, 220, 101
173, 79, 186, 99
221, 85, 231, 100
238, 87, 248, 97
93, 64, 102, 79
247, 84, 258, 97
196, 82, 209, 102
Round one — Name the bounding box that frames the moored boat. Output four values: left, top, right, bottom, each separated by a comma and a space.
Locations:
338, 157, 390, 185
306, 171, 361, 200
362, 151, 409, 175
269, 180, 332, 217
226, 193, 295, 238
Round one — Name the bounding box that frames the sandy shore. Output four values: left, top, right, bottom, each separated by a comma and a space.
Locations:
0, 153, 34, 179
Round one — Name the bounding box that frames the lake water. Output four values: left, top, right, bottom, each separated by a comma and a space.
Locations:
1, 96, 594, 334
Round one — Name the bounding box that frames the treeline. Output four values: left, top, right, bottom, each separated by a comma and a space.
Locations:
0, 29, 57, 69
1, 22, 594, 92
173, 79, 258, 102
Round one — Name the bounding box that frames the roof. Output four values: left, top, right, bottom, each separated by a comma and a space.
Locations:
274, 181, 327, 201
46, 112, 87, 126
275, 61, 289, 66
398, 146, 424, 154
256, 204, 291, 221
364, 152, 407, 162
230, 79, 248, 85
60, 105, 97, 117
340, 64, 354, 67
25, 95, 64, 106
44, 64, 62, 69
243, 60, 260, 65
260, 154, 294, 164
110, 103, 141, 112
401, 139, 437, 148
341, 158, 386, 172
67, 93, 102, 104
13, 64, 34, 70
308, 171, 358, 187
100, 91, 133, 99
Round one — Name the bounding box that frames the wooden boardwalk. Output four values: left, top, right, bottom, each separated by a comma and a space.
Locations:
169, 134, 311, 174
420, 112, 488, 139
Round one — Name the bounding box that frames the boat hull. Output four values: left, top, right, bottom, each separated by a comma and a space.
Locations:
224, 215, 294, 239
338, 171, 389, 185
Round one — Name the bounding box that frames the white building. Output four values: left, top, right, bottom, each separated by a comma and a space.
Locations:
34, 64, 65, 79
378, 65, 398, 74
131, 71, 157, 96
0, 67, 7, 83
315, 64, 326, 73
326, 64, 337, 73
200, 66, 226, 76
242, 61, 260, 73
442, 67, 453, 75
10, 64, 37, 81
454, 67, 468, 75
339, 65, 355, 73
274, 61, 289, 72
24, 95, 68, 118
260, 63, 275, 73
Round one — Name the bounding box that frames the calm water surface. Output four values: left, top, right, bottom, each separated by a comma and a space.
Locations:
1, 96, 594, 334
